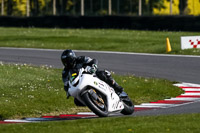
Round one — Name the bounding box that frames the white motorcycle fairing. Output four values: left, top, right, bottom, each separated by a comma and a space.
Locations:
68, 68, 124, 113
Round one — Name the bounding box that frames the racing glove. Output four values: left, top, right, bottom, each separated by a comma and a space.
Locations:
86, 64, 98, 74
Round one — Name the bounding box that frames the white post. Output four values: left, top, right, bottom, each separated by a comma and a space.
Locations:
139, 0, 142, 16
108, 0, 112, 15
1, 0, 4, 16
26, 0, 30, 17
193, 0, 195, 15
81, 0, 84, 16
53, 0, 56, 15
170, 0, 172, 15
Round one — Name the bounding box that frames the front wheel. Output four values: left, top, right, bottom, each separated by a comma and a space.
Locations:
121, 96, 134, 115
82, 89, 108, 117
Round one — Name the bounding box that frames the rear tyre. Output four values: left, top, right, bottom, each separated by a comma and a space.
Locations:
121, 97, 134, 115
82, 89, 108, 117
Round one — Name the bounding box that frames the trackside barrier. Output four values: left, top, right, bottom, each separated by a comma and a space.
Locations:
0, 16, 200, 31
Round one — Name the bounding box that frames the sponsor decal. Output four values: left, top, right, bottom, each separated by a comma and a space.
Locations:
111, 93, 115, 100
98, 82, 107, 91
70, 73, 77, 81
72, 73, 77, 76
112, 101, 120, 110
94, 81, 98, 86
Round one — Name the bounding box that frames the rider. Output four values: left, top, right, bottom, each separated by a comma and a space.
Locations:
61, 49, 124, 104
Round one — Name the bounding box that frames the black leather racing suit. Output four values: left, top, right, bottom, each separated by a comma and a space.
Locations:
62, 56, 97, 91
62, 56, 123, 105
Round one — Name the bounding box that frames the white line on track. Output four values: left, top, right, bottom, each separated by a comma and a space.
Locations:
167, 97, 200, 101
182, 89, 200, 91
141, 103, 175, 107
134, 105, 162, 108
174, 82, 200, 87
1, 47, 200, 58
77, 112, 96, 115
4, 120, 35, 123
181, 93, 200, 96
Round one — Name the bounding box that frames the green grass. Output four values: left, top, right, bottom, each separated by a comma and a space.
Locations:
0, 27, 199, 132
1, 113, 200, 133
0, 27, 200, 55
0, 63, 183, 120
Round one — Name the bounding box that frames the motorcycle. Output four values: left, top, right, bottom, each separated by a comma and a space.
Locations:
67, 66, 134, 117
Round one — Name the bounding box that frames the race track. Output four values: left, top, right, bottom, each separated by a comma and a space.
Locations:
1, 47, 200, 84
0, 47, 200, 116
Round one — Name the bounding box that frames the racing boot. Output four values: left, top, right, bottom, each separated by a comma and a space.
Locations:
111, 81, 128, 99
96, 70, 124, 95
107, 76, 124, 95
112, 82, 124, 95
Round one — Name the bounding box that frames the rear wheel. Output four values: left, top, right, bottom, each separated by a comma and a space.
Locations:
82, 89, 108, 117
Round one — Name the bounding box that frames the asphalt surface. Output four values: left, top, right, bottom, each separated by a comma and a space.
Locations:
1, 47, 200, 116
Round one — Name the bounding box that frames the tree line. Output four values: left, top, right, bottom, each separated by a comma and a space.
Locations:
0, 0, 188, 16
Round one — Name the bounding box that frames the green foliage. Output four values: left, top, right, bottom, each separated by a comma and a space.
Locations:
0, 0, 46, 16
0, 0, 73, 16
0, 0, 169, 16
144, 0, 166, 14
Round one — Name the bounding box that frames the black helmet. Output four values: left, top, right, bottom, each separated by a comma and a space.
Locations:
61, 49, 76, 68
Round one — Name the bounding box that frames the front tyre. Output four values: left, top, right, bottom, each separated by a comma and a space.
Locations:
121, 97, 134, 115
82, 89, 108, 117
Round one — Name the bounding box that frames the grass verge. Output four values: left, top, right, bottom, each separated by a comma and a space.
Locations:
0, 113, 200, 133
0, 63, 183, 120
0, 27, 200, 55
